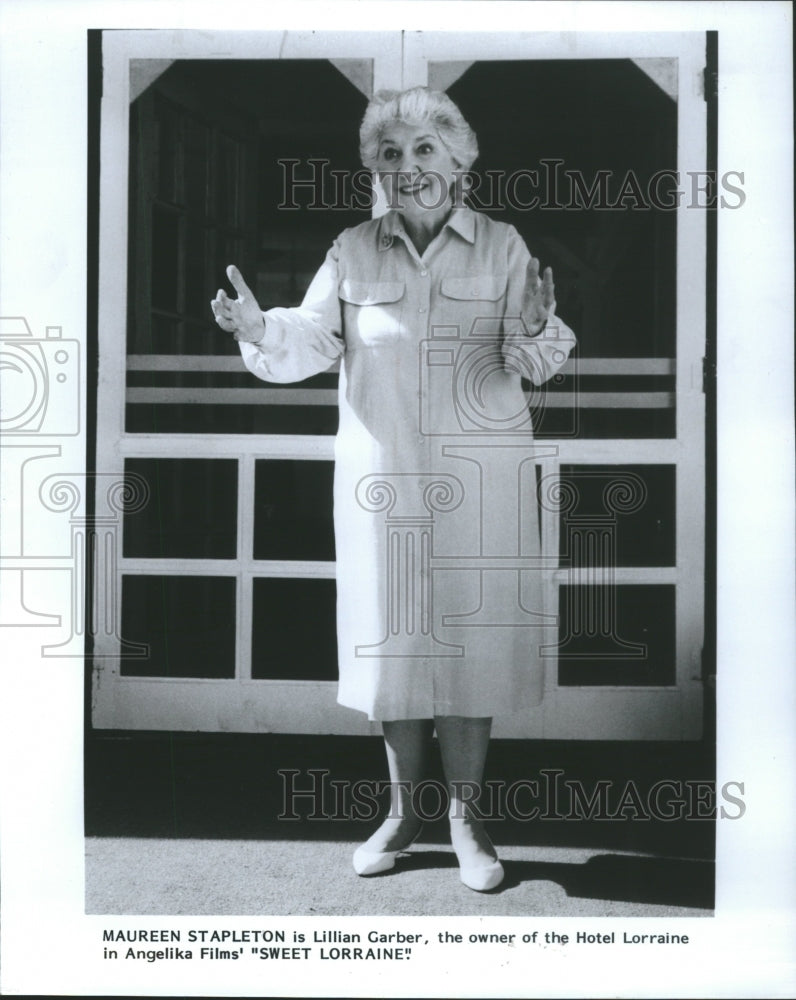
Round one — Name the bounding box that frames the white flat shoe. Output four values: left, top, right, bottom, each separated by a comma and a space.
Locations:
450, 818, 504, 891
352, 845, 402, 876
458, 858, 504, 892
352, 826, 422, 877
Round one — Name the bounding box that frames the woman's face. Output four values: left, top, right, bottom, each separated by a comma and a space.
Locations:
375, 121, 459, 216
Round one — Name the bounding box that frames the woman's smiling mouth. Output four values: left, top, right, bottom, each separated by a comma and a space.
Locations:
398, 177, 430, 194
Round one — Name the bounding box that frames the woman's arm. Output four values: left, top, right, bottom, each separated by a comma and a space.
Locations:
501, 226, 577, 386
211, 242, 345, 384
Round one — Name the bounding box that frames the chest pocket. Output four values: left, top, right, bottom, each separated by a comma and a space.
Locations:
439, 274, 508, 340
339, 279, 406, 347
440, 275, 507, 302
339, 280, 405, 306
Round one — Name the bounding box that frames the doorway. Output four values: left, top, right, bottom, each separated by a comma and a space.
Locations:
93, 30, 708, 739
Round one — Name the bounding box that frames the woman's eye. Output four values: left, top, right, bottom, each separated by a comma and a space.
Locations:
417, 144, 433, 155
382, 148, 399, 161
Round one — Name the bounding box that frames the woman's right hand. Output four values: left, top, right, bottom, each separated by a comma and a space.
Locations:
211, 265, 265, 342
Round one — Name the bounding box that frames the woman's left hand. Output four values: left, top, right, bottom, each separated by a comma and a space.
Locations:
522, 258, 555, 336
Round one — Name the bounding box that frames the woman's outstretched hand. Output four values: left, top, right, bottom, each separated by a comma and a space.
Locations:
522, 258, 555, 336
211, 265, 265, 342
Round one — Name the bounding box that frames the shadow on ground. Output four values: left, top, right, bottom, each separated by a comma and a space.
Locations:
85, 731, 715, 913
391, 850, 713, 909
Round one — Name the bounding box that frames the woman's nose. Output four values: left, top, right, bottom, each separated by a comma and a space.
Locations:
392, 151, 417, 176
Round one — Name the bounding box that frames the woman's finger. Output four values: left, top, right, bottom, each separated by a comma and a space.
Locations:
542, 267, 555, 309
211, 294, 240, 327
227, 264, 253, 299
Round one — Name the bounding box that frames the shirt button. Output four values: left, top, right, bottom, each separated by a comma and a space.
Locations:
420, 269, 428, 276
418, 307, 426, 313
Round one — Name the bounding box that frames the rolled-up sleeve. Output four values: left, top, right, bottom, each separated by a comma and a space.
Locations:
239, 240, 345, 384
501, 226, 577, 386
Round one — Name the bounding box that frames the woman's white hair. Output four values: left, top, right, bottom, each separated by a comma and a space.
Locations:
359, 86, 479, 173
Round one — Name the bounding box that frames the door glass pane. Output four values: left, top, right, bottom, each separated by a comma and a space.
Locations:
154, 93, 181, 203
183, 116, 209, 212
446, 60, 677, 439
216, 133, 244, 229
126, 59, 368, 433
121, 575, 236, 677
556, 583, 675, 686
555, 465, 676, 567
251, 578, 337, 680
150, 315, 180, 354
150, 206, 180, 313
123, 458, 238, 559
184, 218, 209, 321
253, 460, 335, 561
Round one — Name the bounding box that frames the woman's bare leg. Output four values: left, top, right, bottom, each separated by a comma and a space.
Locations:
434, 715, 498, 869
359, 718, 433, 852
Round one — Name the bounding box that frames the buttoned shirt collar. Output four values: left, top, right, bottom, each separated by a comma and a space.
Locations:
377, 207, 477, 250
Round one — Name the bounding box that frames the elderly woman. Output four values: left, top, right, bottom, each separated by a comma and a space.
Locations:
212, 87, 576, 892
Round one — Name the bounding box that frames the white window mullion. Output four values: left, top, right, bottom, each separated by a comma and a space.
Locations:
540, 456, 561, 707
118, 559, 238, 575
119, 434, 336, 460
251, 560, 336, 579
236, 453, 256, 681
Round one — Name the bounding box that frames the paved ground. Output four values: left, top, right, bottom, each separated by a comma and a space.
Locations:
86, 838, 713, 917
85, 733, 715, 917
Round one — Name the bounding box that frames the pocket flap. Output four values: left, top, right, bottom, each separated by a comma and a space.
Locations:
339, 279, 405, 305
440, 275, 507, 301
